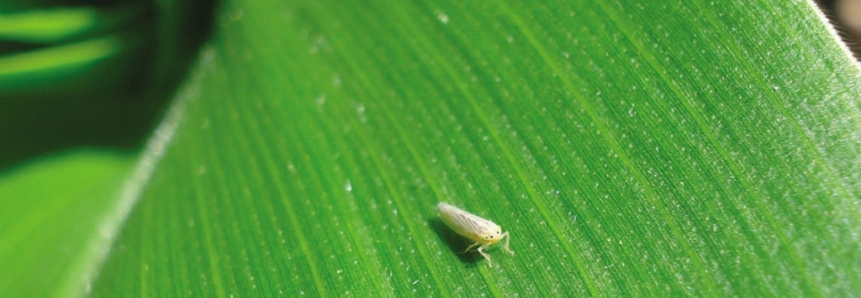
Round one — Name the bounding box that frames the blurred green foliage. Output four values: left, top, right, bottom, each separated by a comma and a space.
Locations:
0, 0, 213, 169
0, 2, 212, 296
0, 150, 134, 298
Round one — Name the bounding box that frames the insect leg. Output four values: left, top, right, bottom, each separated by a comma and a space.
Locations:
477, 244, 492, 267
501, 231, 514, 255
461, 241, 482, 254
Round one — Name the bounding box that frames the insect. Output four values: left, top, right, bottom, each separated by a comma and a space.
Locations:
437, 202, 514, 267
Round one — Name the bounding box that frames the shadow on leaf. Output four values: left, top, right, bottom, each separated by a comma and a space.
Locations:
428, 218, 481, 267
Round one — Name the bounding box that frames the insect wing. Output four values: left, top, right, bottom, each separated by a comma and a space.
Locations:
438, 203, 495, 242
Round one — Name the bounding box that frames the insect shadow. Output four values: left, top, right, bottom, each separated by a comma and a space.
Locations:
428, 218, 481, 266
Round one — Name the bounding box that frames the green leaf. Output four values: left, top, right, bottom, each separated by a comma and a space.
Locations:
0, 150, 134, 298
0, 36, 124, 87
0, 5, 149, 90
9, 0, 861, 297
0, 8, 100, 43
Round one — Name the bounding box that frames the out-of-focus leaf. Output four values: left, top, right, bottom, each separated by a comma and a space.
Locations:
0, 150, 134, 298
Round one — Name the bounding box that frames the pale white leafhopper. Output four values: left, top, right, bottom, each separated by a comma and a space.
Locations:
437, 202, 514, 267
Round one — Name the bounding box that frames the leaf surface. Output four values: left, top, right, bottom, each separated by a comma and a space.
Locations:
86, 0, 861, 297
